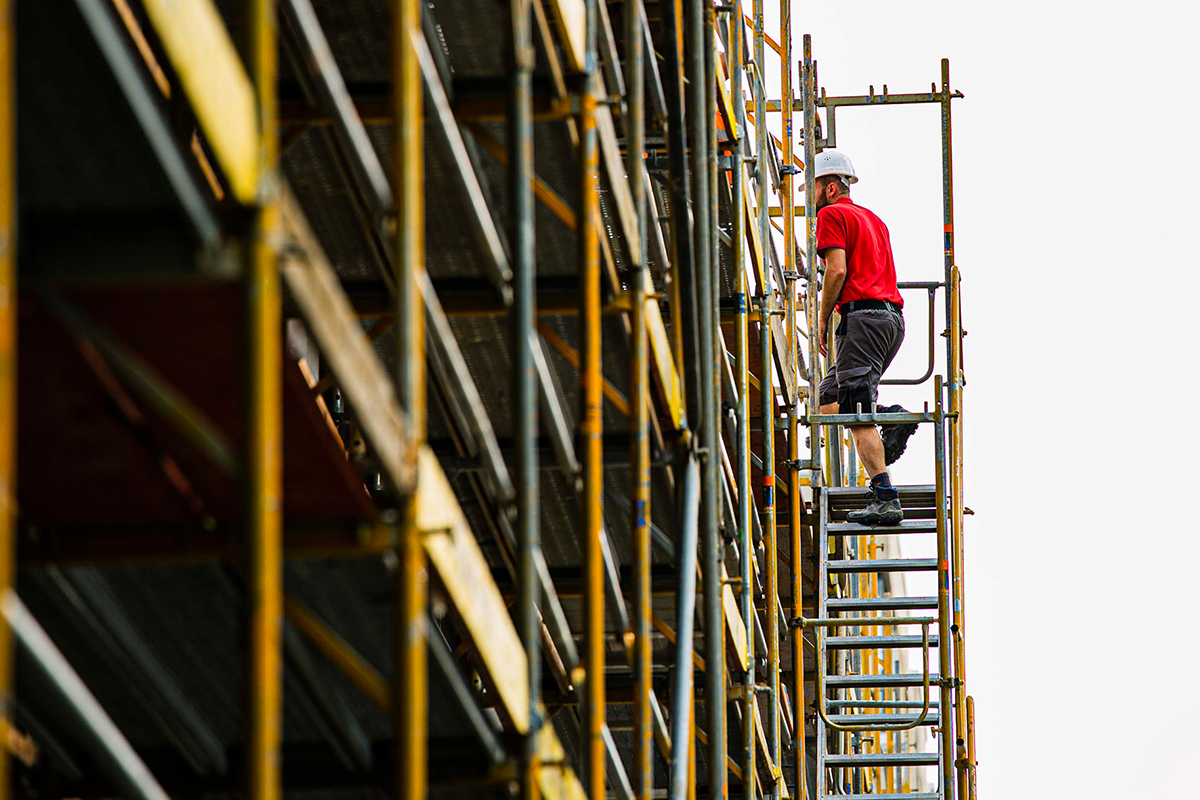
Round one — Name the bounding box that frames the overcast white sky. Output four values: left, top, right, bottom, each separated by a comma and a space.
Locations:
755, 2, 1200, 796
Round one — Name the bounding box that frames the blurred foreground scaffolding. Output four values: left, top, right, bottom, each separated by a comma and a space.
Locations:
0, 0, 977, 798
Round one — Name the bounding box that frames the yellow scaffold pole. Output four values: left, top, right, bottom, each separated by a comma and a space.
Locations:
394, 0, 427, 795
246, 1, 282, 798
579, 0, 605, 795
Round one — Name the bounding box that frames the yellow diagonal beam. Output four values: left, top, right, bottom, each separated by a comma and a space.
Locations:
141, 0, 258, 203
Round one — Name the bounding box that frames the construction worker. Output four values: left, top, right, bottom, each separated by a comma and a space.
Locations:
812, 150, 917, 525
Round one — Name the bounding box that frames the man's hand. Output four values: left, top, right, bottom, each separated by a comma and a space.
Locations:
818, 316, 829, 357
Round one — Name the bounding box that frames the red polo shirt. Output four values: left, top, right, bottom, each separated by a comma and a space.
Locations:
816, 197, 902, 312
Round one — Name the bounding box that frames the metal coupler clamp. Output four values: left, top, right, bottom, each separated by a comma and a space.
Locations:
782, 270, 801, 280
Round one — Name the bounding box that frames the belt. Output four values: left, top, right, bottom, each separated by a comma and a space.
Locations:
842, 299, 902, 315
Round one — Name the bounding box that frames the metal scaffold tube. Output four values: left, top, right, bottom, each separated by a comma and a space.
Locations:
784, 19, 808, 799
2, 593, 169, 800
661, 0, 700, 793
579, 0, 605, 794
933, 375, 955, 799
660, 0, 697, 429
940, 56, 970, 799
510, 0, 539, 794
761, 296, 780, 800
753, 6, 781, 798
966, 695, 977, 799
801, 36, 820, 482
0, 1, 12, 795
625, 0, 654, 792
246, 1, 283, 798
668, 456, 700, 800
730, 7, 756, 800
697, 1, 724, 797
394, 0, 427, 794
751, 0, 767, 292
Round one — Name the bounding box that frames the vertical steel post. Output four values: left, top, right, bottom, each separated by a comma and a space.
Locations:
748, 16, 774, 793
933, 375, 955, 800
662, 0, 700, 793
966, 695, 977, 799
510, 0, 539, 795
950, 264, 967, 799
685, 4, 716, 798
0, 3, 13, 796
246, 2, 282, 798
685, 0, 710, 432
394, 0, 427, 794
940, 57, 968, 797
684, 0, 716, 792
659, 0, 694, 426
752, 0, 768, 293
699, 4, 725, 798
730, 8, 756, 800
579, 0, 604, 794
801, 37, 820, 482
780, 0, 794, 332
779, 10, 807, 799
760, 300, 780, 800
687, 687, 697, 800
669, 457, 701, 800
625, 0, 652, 794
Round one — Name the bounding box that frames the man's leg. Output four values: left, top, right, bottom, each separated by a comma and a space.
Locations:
845, 422, 901, 524
876, 314, 915, 465
825, 405, 900, 523
824, 313, 899, 522
834, 328, 901, 522
849, 424, 886, 478
822, 401, 887, 477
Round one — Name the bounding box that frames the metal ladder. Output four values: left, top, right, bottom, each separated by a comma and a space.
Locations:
797, 395, 955, 799
793, 36, 972, 799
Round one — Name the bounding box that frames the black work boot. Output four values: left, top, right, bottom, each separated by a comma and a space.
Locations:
847, 488, 903, 526
878, 404, 918, 466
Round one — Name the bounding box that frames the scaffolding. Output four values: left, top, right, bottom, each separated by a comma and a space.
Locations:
0, 1, 975, 799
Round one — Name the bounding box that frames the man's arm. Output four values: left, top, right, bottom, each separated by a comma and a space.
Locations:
818, 247, 847, 356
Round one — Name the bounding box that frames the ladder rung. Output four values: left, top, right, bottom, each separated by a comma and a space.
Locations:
828, 558, 938, 574
828, 700, 940, 709
824, 794, 941, 799
827, 485, 936, 506
826, 673, 942, 689
831, 507, 936, 521
824, 752, 941, 768
826, 634, 938, 650
827, 484, 935, 495
827, 520, 937, 535
824, 712, 940, 727
827, 596, 938, 612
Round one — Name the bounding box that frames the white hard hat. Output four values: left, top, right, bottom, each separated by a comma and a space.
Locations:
812, 150, 858, 185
